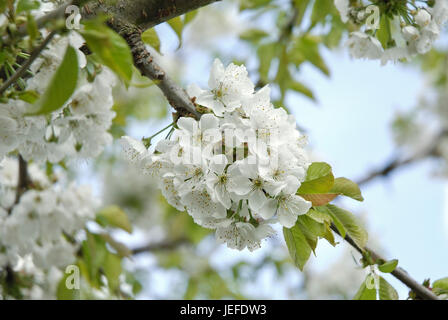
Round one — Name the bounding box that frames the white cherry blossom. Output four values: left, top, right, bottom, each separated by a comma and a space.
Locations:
0, 158, 98, 299
339, 0, 448, 63
123, 59, 311, 251
187, 59, 255, 116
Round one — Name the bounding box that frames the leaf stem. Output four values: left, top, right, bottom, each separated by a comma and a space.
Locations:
147, 122, 175, 141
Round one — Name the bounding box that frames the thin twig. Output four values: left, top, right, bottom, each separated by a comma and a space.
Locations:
330, 224, 439, 300
356, 156, 421, 186
131, 238, 188, 255
0, 31, 56, 95
7, 154, 31, 215
357, 130, 448, 186
15, 154, 30, 203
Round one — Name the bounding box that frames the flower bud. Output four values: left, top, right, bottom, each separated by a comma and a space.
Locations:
402, 26, 420, 41
415, 9, 431, 27
357, 10, 366, 21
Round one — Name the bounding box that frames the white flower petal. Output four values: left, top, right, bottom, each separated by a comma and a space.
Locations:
177, 117, 198, 134
210, 154, 228, 174
258, 198, 277, 220
199, 114, 220, 131
209, 58, 225, 89
248, 189, 267, 211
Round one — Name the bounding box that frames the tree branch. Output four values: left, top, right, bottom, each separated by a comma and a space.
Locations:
356, 130, 448, 186
7, 154, 31, 215
12, 0, 220, 40
83, 0, 220, 32
330, 224, 439, 300
111, 20, 201, 118
356, 155, 423, 186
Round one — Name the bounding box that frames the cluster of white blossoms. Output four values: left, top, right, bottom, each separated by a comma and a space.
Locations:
0, 158, 98, 299
0, 32, 116, 164
121, 59, 312, 251
335, 0, 448, 64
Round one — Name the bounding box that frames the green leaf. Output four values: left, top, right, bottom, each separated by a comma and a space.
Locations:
300, 193, 338, 206
125, 273, 143, 295
16, 0, 40, 14
167, 16, 183, 46
184, 10, 198, 25
81, 233, 108, 288
288, 80, 315, 101
310, 0, 333, 28
99, 233, 132, 257
326, 204, 368, 248
275, 44, 289, 98
322, 223, 337, 246
257, 42, 277, 82
240, 0, 272, 10
376, 15, 390, 50
17, 90, 39, 103
29, 46, 78, 115
306, 209, 336, 245
103, 252, 122, 291
291, 35, 330, 76
56, 271, 80, 300
379, 277, 399, 300
324, 16, 345, 48
283, 225, 312, 271
185, 278, 199, 299
296, 215, 325, 253
80, 20, 133, 85
141, 28, 160, 52
240, 28, 269, 43
433, 277, 448, 290
353, 277, 377, 300
0, 1, 7, 14
378, 259, 398, 273
298, 162, 334, 194
305, 162, 333, 182
306, 207, 332, 224
26, 12, 38, 42
293, 0, 311, 26
96, 205, 133, 233
329, 177, 364, 201
316, 205, 346, 238
433, 277, 448, 295
298, 167, 363, 205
